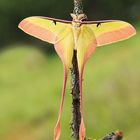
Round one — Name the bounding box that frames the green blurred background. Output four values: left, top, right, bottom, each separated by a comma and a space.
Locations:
0, 0, 140, 140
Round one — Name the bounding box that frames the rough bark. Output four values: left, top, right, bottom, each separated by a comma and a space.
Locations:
70, 50, 81, 140
73, 0, 84, 15
70, 0, 84, 139
102, 131, 123, 140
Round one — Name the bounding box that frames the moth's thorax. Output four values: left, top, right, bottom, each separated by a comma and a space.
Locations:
72, 22, 81, 50
70, 13, 87, 28
70, 13, 87, 21
72, 21, 81, 28
70, 13, 87, 49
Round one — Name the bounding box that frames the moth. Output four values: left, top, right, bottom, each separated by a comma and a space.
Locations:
18, 13, 136, 140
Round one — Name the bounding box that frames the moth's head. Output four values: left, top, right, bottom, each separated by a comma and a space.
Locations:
70, 13, 87, 22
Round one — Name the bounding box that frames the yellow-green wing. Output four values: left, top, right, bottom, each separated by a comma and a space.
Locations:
19, 16, 74, 68
87, 20, 136, 47
19, 16, 74, 140
53, 30, 74, 140
18, 16, 71, 44
76, 25, 97, 75
54, 27, 74, 68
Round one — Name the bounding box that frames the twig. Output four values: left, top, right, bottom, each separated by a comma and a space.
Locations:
102, 131, 123, 140
70, 0, 85, 139
70, 50, 81, 140
73, 0, 84, 15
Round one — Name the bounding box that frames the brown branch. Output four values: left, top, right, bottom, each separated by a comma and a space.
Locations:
70, 50, 81, 140
101, 131, 123, 140
70, 1, 84, 139
73, 0, 84, 15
